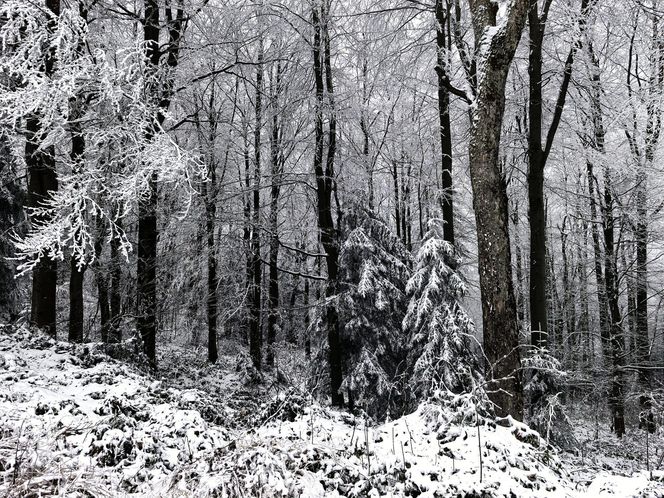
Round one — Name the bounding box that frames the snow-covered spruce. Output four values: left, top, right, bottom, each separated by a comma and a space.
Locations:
403, 217, 480, 402
337, 202, 412, 420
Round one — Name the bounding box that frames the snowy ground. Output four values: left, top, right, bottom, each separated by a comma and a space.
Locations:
0, 326, 662, 497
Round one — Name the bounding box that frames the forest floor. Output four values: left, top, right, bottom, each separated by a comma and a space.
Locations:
0, 325, 662, 497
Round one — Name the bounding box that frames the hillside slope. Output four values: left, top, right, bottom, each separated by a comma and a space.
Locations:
0, 326, 661, 497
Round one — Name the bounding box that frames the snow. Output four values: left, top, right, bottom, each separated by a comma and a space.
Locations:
1, 325, 662, 497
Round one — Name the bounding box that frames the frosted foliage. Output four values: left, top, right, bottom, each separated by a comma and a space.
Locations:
403, 217, 478, 400
0, 3, 203, 273
337, 203, 411, 418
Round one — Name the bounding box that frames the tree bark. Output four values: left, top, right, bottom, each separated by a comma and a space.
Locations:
68, 93, 86, 344
109, 218, 122, 343
435, 0, 455, 245
527, 0, 591, 348
243, 137, 252, 347
304, 276, 311, 357
585, 33, 625, 436
527, 0, 547, 345
93, 220, 110, 343
137, 0, 184, 367
248, 42, 264, 371
137, 0, 161, 368
392, 160, 401, 240
204, 158, 218, 364
625, 12, 661, 432
27, 0, 61, 337
466, 0, 528, 420
267, 63, 284, 368
312, 1, 343, 407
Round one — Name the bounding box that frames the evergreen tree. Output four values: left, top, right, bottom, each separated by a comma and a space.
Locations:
337, 202, 411, 419
0, 130, 25, 322
403, 217, 478, 403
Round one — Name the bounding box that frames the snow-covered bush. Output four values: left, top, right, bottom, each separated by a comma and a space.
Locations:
523, 347, 574, 448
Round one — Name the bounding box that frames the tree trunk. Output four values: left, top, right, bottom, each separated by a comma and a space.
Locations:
586, 159, 610, 349
435, 0, 455, 245
137, 0, 161, 368
93, 220, 110, 344
109, 218, 122, 343
137, 0, 184, 366
137, 176, 157, 365
576, 209, 590, 367
392, 160, 401, 240
69, 258, 85, 343
68, 95, 86, 344
585, 34, 625, 436
626, 12, 661, 432
26, 0, 60, 337
466, 0, 528, 420
248, 42, 264, 371
360, 57, 374, 210
304, 276, 311, 357
243, 137, 252, 347
512, 202, 526, 328
313, 1, 343, 407
204, 172, 218, 364
560, 219, 576, 367
267, 63, 284, 368
527, 0, 548, 345
603, 168, 626, 438
402, 161, 412, 251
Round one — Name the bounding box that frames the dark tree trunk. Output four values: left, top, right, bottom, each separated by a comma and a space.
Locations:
137, 0, 184, 367
137, 176, 157, 365
585, 34, 625, 436
625, 15, 661, 432
527, 0, 588, 348
603, 168, 626, 438
137, 0, 161, 368
586, 160, 610, 348
435, 0, 455, 245
313, 1, 344, 407
286, 280, 299, 345
392, 161, 401, 240
97, 274, 110, 343
466, 0, 528, 420
527, 2, 548, 344
576, 211, 590, 367
26, 0, 60, 337
304, 276, 311, 357
68, 97, 86, 344
68, 258, 85, 343
401, 161, 412, 251
204, 174, 218, 364
360, 58, 374, 210
198, 84, 220, 364
560, 220, 576, 367
26, 123, 58, 338
248, 43, 264, 371
93, 217, 110, 342
242, 139, 252, 347
267, 63, 284, 368
109, 219, 122, 343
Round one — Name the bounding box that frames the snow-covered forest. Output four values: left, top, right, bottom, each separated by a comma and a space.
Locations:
1, 0, 663, 496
